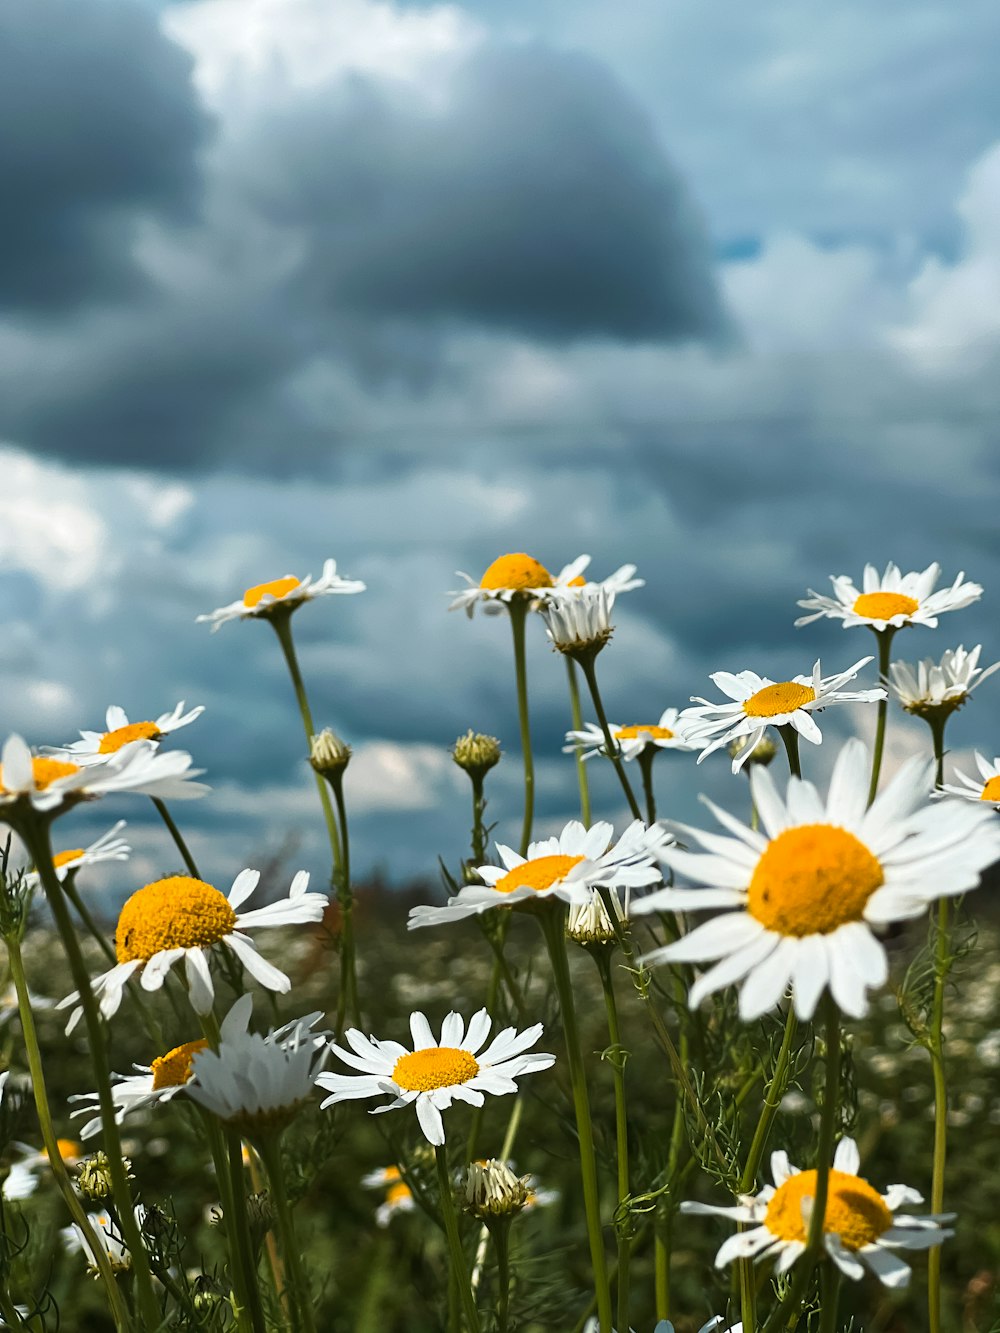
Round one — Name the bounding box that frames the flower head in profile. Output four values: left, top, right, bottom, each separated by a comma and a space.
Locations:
583, 1318, 739, 1333
24, 821, 130, 891
942, 752, 1000, 808
680, 659, 884, 773
46, 703, 205, 766
316, 1009, 555, 1146
63, 1208, 143, 1274
795, 562, 981, 632
634, 739, 1000, 1020
59, 870, 328, 1031
552, 554, 645, 597
541, 587, 615, 659
197, 558, 365, 632
565, 709, 699, 763
682, 1139, 952, 1288
407, 820, 669, 930
362, 1166, 417, 1227
465, 1158, 534, 1218
448, 552, 560, 618
889, 645, 1000, 721
70, 1037, 210, 1139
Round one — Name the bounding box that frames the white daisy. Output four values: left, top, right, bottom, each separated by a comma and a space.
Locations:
58, 869, 328, 1031
362, 1167, 417, 1227
0, 735, 208, 817
23, 821, 130, 891
564, 709, 699, 762
682, 1139, 953, 1289
197, 558, 365, 632
541, 586, 615, 656
448, 552, 563, 618
566, 886, 629, 945
889, 645, 1000, 719
69, 1036, 211, 1139
63, 1208, 143, 1273
795, 562, 982, 632
552, 554, 645, 597
46, 703, 205, 766
680, 659, 884, 773
583, 1319, 738, 1333
315, 1009, 555, 1146
633, 739, 1000, 1020
942, 751, 1000, 807
407, 820, 669, 929
2, 1161, 38, 1201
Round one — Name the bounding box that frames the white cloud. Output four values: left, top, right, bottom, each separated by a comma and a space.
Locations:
0, 447, 110, 591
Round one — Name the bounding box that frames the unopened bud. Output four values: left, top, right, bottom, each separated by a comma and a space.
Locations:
77, 1152, 131, 1203
465, 1159, 532, 1218
310, 729, 352, 778
729, 734, 778, 768
452, 731, 502, 777
246, 1191, 274, 1246
566, 888, 626, 947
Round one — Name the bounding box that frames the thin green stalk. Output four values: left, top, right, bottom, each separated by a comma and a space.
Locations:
777, 725, 801, 780
4, 927, 133, 1330
638, 748, 657, 824
579, 658, 642, 822
60, 874, 116, 965
654, 1217, 669, 1321
470, 772, 488, 867
493, 1222, 511, 1333
565, 659, 592, 825
539, 909, 613, 1331
926, 713, 949, 1333
151, 797, 200, 879
508, 599, 535, 856
434, 1145, 481, 1333
199, 1113, 257, 1333
330, 774, 359, 1033
819, 1263, 841, 1333
867, 629, 897, 805
595, 952, 631, 1333
260, 1136, 318, 1333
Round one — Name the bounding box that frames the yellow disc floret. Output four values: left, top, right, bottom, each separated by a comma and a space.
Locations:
99, 722, 162, 753
853, 591, 919, 621
151, 1038, 209, 1091
493, 853, 585, 895
243, 576, 301, 609
743, 682, 816, 718
393, 1047, 480, 1092
52, 849, 85, 869
42, 1139, 83, 1164
480, 554, 554, 591
981, 776, 1000, 802
616, 724, 674, 740
0, 757, 80, 794
747, 825, 883, 937
115, 876, 237, 963
764, 1168, 892, 1250
385, 1181, 413, 1208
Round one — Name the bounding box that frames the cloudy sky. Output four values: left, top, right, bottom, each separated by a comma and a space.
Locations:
2, 0, 1000, 899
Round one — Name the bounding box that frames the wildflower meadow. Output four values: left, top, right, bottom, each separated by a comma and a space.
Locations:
2, 552, 1000, 1333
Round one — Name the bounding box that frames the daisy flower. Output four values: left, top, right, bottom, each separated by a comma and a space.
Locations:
889, 645, 1000, 720
47, 703, 204, 766
552, 554, 645, 596
23, 821, 130, 891
541, 586, 615, 657
566, 886, 629, 945
681, 659, 884, 773
448, 552, 561, 618
70, 1037, 211, 1139
795, 562, 982, 632
564, 708, 698, 762
407, 820, 669, 929
633, 739, 1000, 1020
315, 1009, 555, 1146
3, 1161, 38, 1201
58, 869, 328, 1031
942, 752, 1000, 807
362, 1167, 417, 1227
583, 1319, 738, 1333
197, 558, 365, 632
0, 735, 208, 818
682, 1139, 953, 1289
63, 1208, 143, 1274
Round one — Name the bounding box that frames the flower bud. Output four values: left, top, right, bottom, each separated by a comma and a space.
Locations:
566, 888, 626, 946
729, 734, 778, 768
452, 731, 502, 777
310, 729, 352, 778
77, 1152, 132, 1203
465, 1158, 532, 1218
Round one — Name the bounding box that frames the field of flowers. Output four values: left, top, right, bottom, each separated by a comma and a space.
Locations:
2, 553, 1000, 1333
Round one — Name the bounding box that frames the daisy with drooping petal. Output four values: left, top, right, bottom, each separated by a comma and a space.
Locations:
58, 870, 328, 1031
62, 1208, 143, 1274
541, 586, 615, 657
316, 1009, 555, 1146
795, 562, 982, 632
565, 709, 699, 763
682, 1139, 953, 1289
407, 820, 669, 929
47, 703, 205, 766
680, 659, 884, 773
448, 553, 561, 618
197, 558, 365, 632
889, 645, 1000, 720
942, 752, 1000, 807
552, 554, 645, 597
69, 1037, 210, 1139
24, 821, 130, 891
633, 739, 1000, 1020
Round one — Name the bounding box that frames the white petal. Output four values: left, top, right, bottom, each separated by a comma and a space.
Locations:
833, 1138, 860, 1175
415, 1096, 445, 1145
861, 1245, 912, 1288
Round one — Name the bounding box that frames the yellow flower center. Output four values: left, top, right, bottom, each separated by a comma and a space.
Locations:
42, 1139, 82, 1164
479, 553, 554, 591
115, 876, 238, 963
980, 776, 1000, 802
0, 757, 80, 793
392, 1047, 480, 1092
52, 848, 85, 869
743, 682, 816, 718
853, 591, 919, 621
747, 825, 883, 937
150, 1038, 209, 1091
98, 722, 162, 753
492, 853, 585, 894
764, 1168, 892, 1250
616, 724, 674, 740
567, 575, 587, 588
243, 576, 301, 609
386, 1182, 412, 1207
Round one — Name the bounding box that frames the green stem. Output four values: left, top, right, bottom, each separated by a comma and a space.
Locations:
596, 953, 631, 1333
539, 910, 613, 1331
927, 712, 949, 1333
434, 1145, 481, 1333
565, 659, 592, 825
199, 1113, 256, 1333
225, 1131, 268, 1333
777, 726, 801, 780
579, 659, 642, 822
654, 1217, 669, 1321
470, 773, 488, 867
867, 629, 897, 806
508, 600, 535, 856
60, 874, 116, 965
151, 797, 201, 879
330, 774, 359, 1034
260, 1136, 318, 1333
492, 1221, 511, 1333
638, 749, 657, 824
819, 1262, 841, 1333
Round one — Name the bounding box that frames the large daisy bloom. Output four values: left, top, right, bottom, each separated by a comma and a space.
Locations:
681, 659, 884, 773
47, 703, 205, 766
70, 1036, 211, 1139
795, 562, 982, 632
889, 645, 1000, 719
565, 708, 700, 763
942, 751, 1000, 808
0, 735, 208, 818
633, 739, 1000, 1020
24, 821, 130, 891
197, 558, 365, 632
58, 870, 328, 1031
552, 554, 645, 597
316, 1009, 555, 1146
407, 820, 669, 929
448, 552, 563, 618
682, 1139, 953, 1289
